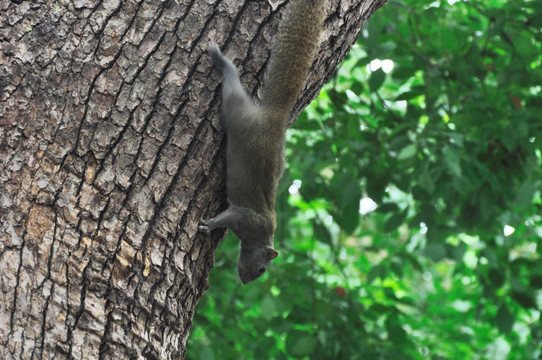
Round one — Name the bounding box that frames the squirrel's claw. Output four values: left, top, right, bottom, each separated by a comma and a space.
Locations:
198, 219, 211, 233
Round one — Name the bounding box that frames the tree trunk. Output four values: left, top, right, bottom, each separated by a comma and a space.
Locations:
0, 0, 386, 358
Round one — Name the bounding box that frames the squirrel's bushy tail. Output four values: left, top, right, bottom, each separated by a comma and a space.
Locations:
261, 0, 326, 119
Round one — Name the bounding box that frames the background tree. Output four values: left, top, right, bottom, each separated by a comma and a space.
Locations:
189, 0, 542, 359
0, 0, 385, 358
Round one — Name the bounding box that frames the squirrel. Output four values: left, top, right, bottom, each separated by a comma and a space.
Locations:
199, 0, 326, 284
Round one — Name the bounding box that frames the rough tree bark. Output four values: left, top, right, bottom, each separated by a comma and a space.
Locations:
0, 0, 386, 358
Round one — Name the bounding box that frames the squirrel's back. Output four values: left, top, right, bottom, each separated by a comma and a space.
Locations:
261, 0, 326, 123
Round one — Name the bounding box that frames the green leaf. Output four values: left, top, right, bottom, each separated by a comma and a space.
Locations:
198, 346, 215, 360
445, 243, 466, 262
261, 295, 276, 321
368, 264, 387, 283
314, 222, 332, 246
530, 275, 542, 289
395, 86, 425, 100
423, 244, 446, 262
385, 313, 407, 342
332, 172, 362, 234
383, 211, 407, 233
346, 116, 360, 136
442, 146, 462, 177
397, 144, 417, 160
351, 80, 364, 95
342, 197, 360, 234
496, 306, 514, 334
286, 331, 317, 357
369, 68, 386, 92
512, 292, 537, 309
376, 203, 400, 213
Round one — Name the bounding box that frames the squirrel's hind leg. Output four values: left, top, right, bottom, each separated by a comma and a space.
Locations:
208, 42, 247, 104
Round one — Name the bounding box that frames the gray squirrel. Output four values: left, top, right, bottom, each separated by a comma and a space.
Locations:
199, 0, 326, 284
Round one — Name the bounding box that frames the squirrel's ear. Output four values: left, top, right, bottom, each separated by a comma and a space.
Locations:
268, 248, 279, 260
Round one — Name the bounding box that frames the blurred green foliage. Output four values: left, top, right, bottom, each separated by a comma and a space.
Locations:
187, 0, 542, 358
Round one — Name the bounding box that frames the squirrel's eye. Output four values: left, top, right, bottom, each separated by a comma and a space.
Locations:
258, 267, 265, 274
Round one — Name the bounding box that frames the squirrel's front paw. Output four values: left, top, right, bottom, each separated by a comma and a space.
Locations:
198, 219, 211, 233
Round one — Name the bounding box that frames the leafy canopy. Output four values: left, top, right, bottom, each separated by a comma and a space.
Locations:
188, 0, 542, 358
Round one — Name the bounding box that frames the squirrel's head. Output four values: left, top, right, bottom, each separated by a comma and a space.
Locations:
237, 246, 279, 284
